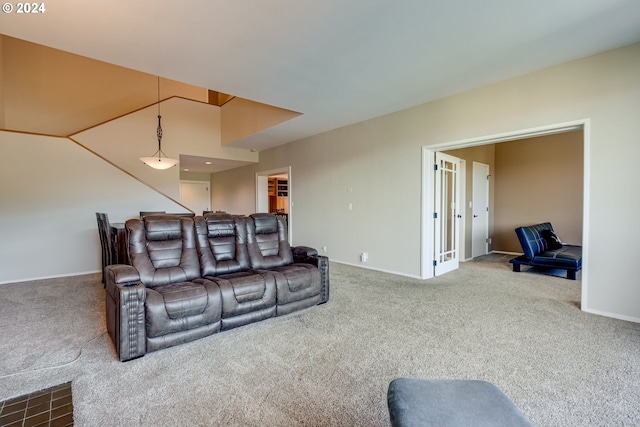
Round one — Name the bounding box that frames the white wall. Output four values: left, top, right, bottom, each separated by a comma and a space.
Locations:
212, 43, 640, 322
0, 131, 186, 284
2, 43, 638, 321
493, 131, 584, 252
74, 97, 256, 200
0, 94, 259, 284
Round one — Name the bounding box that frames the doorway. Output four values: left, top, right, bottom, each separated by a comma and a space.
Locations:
256, 166, 292, 243
421, 119, 589, 309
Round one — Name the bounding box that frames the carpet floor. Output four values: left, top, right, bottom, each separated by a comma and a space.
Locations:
0, 256, 638, 426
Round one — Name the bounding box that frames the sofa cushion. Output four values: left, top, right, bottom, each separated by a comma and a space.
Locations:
127, 215, 201, 286
252, 214, 280, 257
514, 222, 554, 259
271, 264, 319, 294
195, 214, 251, 276
146, 239, 184, 269
207, 270, 277, 329
247, 213, 294, 269
144, 215, 183, 241
145, 280, 222, 339
266, 263, 322, 315
153, 282, 209, 319
532, 245, 582, 269
214, 271, 276, 315
253, 213, 279, 235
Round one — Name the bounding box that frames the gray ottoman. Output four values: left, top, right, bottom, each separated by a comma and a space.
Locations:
387, 378, 533, 427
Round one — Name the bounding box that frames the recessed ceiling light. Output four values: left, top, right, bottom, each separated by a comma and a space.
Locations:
205, 161, 212, 165
183, 168, 190, 171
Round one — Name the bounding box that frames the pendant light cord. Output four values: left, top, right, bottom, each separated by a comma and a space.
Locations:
139, 75, 178, 169
157, 76, 163, 152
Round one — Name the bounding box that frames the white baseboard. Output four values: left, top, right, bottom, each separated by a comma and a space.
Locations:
0, 270, 101, 286
490, 250, 523, 256
331, 260, 422, 280
582, 307, 640, 324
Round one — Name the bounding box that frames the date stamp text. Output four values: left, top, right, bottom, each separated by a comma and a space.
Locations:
3, 3, 46, 13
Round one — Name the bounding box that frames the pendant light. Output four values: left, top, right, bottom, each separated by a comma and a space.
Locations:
139, 76, 179, 170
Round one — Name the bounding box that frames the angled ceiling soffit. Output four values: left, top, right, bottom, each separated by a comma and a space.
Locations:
220, 97, 302, 147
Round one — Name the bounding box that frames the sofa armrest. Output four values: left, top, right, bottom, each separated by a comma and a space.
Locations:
291, 248, 330, 305
292, 245, 318, 260
316, 255, 330, 304
104, 264, 147, 361
105, 264, 140, 296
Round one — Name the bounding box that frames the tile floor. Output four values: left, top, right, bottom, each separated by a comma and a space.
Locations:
0, 382, 73, 427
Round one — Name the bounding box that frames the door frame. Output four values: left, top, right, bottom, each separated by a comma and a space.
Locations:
421, 118, 590, 310
459, 159, 466, 262
255, 166, 292, 243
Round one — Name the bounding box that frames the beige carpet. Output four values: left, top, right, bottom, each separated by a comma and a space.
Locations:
1, 256, 638, 426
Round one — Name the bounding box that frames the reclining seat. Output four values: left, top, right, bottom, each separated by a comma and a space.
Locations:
195, 213, 277, 330
246, 213, 325, 315
104, 215, 222, 361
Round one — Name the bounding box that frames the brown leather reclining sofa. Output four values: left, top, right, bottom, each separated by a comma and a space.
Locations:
104, 212, 329, 361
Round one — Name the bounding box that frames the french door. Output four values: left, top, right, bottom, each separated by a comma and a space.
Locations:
434, 152, 461, 276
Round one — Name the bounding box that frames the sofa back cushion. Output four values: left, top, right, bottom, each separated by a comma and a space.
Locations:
195, 213, 250, 276
514, 222, 554, 259
247, 213, 293, 269
126, 215, 201, 287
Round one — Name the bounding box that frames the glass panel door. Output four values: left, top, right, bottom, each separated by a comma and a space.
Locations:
434, 152, 461, 276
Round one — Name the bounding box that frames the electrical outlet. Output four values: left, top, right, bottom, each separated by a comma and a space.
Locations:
322, 246, 327, 252
360, 252, 368, 262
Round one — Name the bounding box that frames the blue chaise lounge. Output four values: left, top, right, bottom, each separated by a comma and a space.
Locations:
510, 222, 582, 280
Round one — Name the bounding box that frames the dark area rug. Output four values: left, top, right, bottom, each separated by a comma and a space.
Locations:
0, 382, 73, 426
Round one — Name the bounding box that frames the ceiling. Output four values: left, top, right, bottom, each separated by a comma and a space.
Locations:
2, 0, 640, 159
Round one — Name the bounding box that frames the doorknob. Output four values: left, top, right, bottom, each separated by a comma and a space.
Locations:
473, 214, 478, 218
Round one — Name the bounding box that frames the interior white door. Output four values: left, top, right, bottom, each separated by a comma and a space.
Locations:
471, 162, 490, 258
180, 181, 210, 215
434, 152, 461, 276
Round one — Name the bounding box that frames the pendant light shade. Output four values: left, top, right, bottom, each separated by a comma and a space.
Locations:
140, 77, 179, 170
140, 154, 179, 169
139, 154, 179, 169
